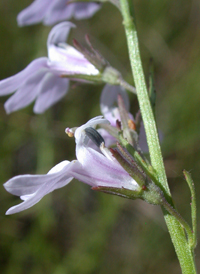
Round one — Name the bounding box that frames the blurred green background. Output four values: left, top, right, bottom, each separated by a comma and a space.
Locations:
0, 0, 200, 273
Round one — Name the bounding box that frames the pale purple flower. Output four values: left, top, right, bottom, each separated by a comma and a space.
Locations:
4, 116, 139, 215
0, 22, 99, 114
17, 0, 101, 26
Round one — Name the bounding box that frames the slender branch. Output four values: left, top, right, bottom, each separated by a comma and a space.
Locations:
119, 78, 136, 94
119, 0, 197, 272
161, 197, 194, 248
183, 170, 197, 250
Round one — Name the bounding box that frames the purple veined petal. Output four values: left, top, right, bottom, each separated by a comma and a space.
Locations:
17, 0, 51, 26
4, 68, 48, 114
73, 3, 101, 20
73, 146, 138, 190
47, 21, 75, 48
4, 160, 75, 215
100, 84, 130, 116
33, 73, 69, 113
0, 58, 48, 96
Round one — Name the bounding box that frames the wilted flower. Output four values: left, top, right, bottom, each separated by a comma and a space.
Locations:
4, 116, 141, 215
17, 0, 101, 26
0, 22, 100, 114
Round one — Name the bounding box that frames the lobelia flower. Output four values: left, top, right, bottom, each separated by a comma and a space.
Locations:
17, 0, 101, 26
0, 22, 100, 114
0, 22, 134, 114
4, 116, 142, 215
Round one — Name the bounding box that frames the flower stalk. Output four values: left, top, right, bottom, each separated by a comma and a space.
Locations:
119, 0, 197, 272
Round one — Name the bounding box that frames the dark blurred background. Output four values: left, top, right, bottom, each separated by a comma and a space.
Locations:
0, 0, 200, 273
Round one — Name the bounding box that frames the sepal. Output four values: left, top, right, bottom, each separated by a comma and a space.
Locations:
110, 147, 146, 188
73, 36, 108, 72
101, 67, 122, 85
92, 186, 143, 200
92, 182, 164, 206
141, 182, 164, 205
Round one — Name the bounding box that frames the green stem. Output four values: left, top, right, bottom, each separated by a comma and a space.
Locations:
119, 0, 197, 273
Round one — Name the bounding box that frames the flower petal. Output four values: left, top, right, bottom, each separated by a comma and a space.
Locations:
44, 1, 100, 25
33, 73, 69, 113
17, 0, 100, 26
4, 160, 75, 215
17, 0, 50, 26
48, 160, 70, 174
47, 21, 75, 48
48, 45, 99, 76
4, 69, 48, 114
4, 161, 70, 197
74, 116, 109, 153
44, 0, 76, 25
73, 3, 101, 20
0, 58, 48, 96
